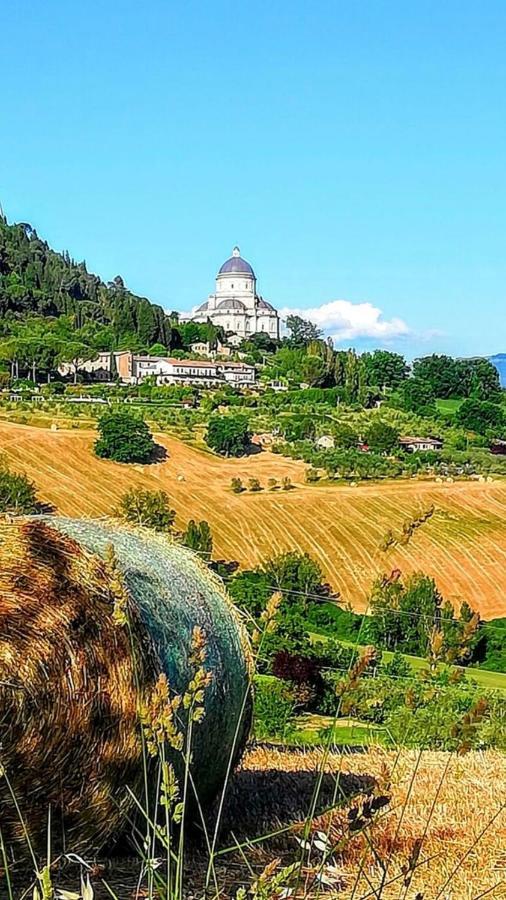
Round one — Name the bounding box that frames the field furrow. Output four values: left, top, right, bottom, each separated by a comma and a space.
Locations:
2, 422, 506, 617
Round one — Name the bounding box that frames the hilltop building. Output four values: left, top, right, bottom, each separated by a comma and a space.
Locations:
187, 246, 280, 341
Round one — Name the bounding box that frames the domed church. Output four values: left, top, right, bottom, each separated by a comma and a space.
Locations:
190, 247, 280, 341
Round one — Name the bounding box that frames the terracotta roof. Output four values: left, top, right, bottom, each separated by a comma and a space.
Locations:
218, 360, 255, 369
168, 359, 217, 368
131, 356, 255, 371
399, 436, 442, 444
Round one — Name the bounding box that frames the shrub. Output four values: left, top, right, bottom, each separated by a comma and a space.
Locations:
319, 663, 506, 750
314, 638, 361, 671
272, 650, 324, 710
230, 477, 244, 493
382, 650, 413, 679
259, 616, 313, 671
227, 569, 273, 619
474, 618, 506, 672
253, 676, 295, 739
281, 476, 293, 490
206, 415, 251, 456
0, 464, 39, 514
385, 680, 495, 750
248, 477, 262, 492
365, 421, 399, 454
183, 519, 213, 556
333, 423, 360, 449
95, 410, 155, 463
118, 487, 176, 531
305, 467, 320, 483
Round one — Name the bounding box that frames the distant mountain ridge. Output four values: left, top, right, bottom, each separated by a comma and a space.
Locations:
0, 215, 171, 347
488, 354, 506, 388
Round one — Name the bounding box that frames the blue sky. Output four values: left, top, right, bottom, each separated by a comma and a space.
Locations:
1, 0, 505, 358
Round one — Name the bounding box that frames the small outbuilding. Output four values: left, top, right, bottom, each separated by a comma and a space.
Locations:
251, 432, 275, 448
399, 436, 443, 452
315, 434, 335, 450
490, 440, 506, 455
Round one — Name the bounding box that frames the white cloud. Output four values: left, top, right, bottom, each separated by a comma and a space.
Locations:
279, 299, 410, 343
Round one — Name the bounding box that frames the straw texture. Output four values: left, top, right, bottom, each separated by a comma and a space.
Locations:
0, 516, 252, 854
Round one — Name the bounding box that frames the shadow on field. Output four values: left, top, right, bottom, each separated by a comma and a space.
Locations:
149, 442, 168, 464
208, 751, 375, 843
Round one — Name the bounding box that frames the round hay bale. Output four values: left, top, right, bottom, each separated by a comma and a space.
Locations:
0, 516, 252, 854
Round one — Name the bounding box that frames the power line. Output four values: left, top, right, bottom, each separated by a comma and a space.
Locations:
202, 562, 506, 635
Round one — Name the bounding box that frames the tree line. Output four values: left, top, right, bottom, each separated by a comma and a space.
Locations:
0, 216, 227, 381
0, 218, 170, 347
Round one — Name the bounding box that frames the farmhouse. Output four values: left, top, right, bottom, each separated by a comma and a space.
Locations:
189, 340, 233, 358
59, 350, 135, 382
315, 434, 335, 450
60, 351, 255, 388
399, 436, 443, 452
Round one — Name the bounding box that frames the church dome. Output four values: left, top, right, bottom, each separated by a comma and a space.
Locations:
218, 246, 255, 277
257, 298, 274, 311
217, 298, 246, 310
195, 301, 209, 312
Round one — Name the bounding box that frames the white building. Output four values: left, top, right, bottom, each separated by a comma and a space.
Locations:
60, 351, 256, 389
189, 246, 280, 341
315, 434, 335, 450
154, 358, 256, 388
399, 436, 443, 452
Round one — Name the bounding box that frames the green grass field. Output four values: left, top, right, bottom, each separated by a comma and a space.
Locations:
309, 632, 506, 692
436, 397, 464, 416
290, 713, 388, 746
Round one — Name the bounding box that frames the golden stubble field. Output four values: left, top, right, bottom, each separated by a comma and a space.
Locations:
50, 746, 506, 899
2, 421, 506, 618
228, 745, 506, 900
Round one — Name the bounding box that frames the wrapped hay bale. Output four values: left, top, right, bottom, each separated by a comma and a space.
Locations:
0, 516, 252, 854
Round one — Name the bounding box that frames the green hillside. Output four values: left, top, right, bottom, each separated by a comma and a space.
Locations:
0, 214, 171, 348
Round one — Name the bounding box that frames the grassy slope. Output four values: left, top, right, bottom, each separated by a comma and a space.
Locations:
2, 421, 506, 618
309, 632, 506, 691
436, 397, 464, 415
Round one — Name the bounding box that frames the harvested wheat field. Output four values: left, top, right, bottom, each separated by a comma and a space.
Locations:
44, 744, 506, 899
2, 422, 506, 617
218, 744, 506, 900
221, 744, 506, 899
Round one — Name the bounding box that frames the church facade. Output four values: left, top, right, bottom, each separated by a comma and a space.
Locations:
189, 247, 280, 341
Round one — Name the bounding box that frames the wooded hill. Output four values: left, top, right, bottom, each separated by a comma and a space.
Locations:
0, 214, 171, 348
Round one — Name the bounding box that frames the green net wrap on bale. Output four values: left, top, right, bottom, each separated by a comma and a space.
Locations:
0, 516, 252, 854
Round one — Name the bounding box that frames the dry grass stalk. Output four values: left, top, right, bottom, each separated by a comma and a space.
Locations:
230, 745, 506, 900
